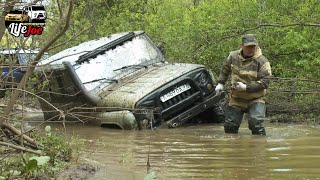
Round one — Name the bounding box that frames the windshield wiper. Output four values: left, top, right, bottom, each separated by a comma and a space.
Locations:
113, 64, 148, 72
83, 78, 118, 85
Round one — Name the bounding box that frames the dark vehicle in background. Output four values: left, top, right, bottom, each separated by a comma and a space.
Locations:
0, 49, 48, 97
36, 31, 225, 130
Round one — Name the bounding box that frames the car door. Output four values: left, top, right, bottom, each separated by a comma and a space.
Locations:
28, 7, 32, 19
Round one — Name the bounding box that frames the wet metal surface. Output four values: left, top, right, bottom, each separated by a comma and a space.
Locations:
54, 121, 320, 179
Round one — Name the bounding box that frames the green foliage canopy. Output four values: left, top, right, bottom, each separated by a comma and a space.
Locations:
37, 0, 320, 114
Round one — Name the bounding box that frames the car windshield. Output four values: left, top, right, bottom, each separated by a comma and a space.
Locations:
9, 10, 23, 14
74, 34, 164, 91
18, 53, 37, 65
31, 6, 45, 10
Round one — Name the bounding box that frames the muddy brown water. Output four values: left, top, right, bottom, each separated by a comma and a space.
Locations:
25, 113, 320, 179
40, 120, 319, 180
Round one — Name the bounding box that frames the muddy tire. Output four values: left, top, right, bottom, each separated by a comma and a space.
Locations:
210, 100, 226, 123
196, 99, 226, 123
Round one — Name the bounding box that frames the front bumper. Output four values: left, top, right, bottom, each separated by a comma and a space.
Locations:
159, 91, 225, 128
33, 17, 46, 20
5, 18, 23, 22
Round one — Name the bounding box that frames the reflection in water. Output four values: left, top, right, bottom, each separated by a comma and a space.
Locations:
268, 147, 290, 151
56, 122, 320, 180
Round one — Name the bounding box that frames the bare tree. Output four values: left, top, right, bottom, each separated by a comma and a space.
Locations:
0, 0, 74, 153
0, 0, 16, 42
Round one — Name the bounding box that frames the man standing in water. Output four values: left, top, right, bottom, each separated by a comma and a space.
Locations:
215, 34, 272, 135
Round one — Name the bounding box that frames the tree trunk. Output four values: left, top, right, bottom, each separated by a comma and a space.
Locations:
0, 0, 75, 149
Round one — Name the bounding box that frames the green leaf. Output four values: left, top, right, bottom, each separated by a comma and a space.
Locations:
29, 156, 50, 166
45, 125, 51, 136
25, 159, 38, 172
45, 125, 51, 133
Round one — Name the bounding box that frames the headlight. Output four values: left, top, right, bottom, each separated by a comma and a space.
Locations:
194, 71, 208, 86
194, 71, 215, 94
207, 83, 213, 92
199, 72, 208, 84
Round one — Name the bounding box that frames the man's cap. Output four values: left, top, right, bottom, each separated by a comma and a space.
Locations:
242, 34, 258, 46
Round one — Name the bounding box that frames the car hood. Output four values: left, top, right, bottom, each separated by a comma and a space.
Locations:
97, 63, 204, 108
6, 14, 22, 17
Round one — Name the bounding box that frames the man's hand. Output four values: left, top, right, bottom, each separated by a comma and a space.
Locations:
233, 82, 247, 91
215, 83, 224, 93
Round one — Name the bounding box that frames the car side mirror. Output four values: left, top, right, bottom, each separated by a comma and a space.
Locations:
156, 42, 165, 56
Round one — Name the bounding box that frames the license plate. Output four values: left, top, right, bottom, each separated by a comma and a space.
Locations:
160, 83, 191, 102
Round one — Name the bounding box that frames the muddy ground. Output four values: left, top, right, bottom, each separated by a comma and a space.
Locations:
55, 163, 97, 180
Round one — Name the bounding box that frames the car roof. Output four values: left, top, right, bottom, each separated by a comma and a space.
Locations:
8, 9, 24, 13
40, 31, 144, 66
24, 5, 45, 7
0, 49, 44, 54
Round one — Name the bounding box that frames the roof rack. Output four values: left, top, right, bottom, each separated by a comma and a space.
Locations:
76, 32, 136, 64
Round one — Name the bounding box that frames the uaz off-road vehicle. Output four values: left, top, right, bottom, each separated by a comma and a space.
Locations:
36, 31, 225, 130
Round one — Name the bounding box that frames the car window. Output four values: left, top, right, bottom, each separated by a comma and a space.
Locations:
18, 54, 35, 65
0, 51, 41, 66
2, 54, 17, 62
31, 6, 45, 11
74, 35, 162, 91
9, 10, 23, 14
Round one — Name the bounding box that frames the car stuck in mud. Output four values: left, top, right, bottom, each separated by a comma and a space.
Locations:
36, 31, 225, 130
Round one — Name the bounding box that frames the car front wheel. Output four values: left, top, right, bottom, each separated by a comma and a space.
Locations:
194, 99, 226, 124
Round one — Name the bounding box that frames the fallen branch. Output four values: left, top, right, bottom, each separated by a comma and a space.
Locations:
2, 122, 36, 145
0, 88, 64, 146
0, 141, 42, 155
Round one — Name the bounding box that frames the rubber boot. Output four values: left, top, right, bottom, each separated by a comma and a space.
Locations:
224, 105, 243, 134
251, 127, 266, 135
248, 102, 266, 136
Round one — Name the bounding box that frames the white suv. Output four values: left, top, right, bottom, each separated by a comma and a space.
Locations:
23, 5, 46, 22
